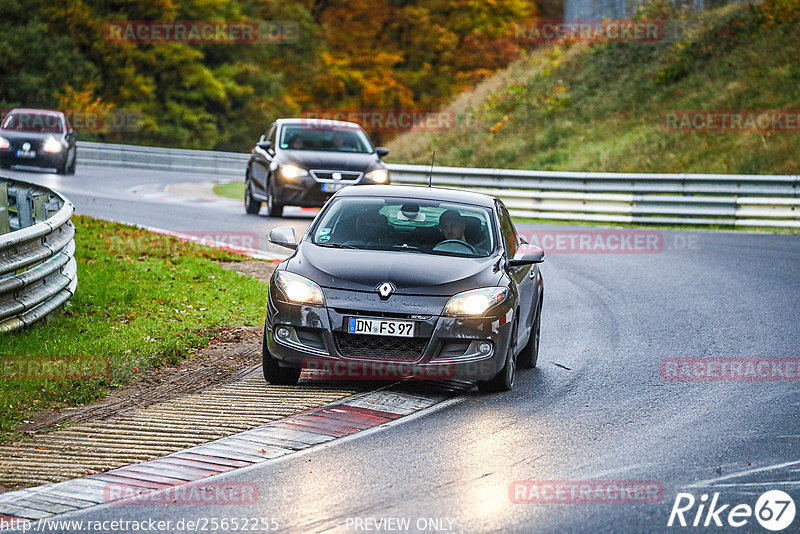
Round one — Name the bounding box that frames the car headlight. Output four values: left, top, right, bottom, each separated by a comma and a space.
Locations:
0, 136, 9, 149
274, 271, 324, 306
443, 287, 508, 317
365, 169, 388, 184
280, 164, 308, 179
43, 136, 63, 153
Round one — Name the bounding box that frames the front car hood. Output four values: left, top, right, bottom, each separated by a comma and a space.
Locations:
285, 244, 504, 296
279, 151, 381, 173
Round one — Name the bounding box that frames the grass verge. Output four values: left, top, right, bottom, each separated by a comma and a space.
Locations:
214, 181, 245, 201
0, 215, 269, 439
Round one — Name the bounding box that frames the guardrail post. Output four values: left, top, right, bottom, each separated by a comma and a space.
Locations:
0, 182, 9, 235
14, 187, 34, 229
32, 194, 47, 224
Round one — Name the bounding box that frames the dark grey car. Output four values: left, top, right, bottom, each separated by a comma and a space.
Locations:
0, 109, 77, 175
263, 185, 545, 393
244, 118, 390, 217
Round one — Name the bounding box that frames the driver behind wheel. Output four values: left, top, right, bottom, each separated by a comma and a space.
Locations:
438, 209, 468, 242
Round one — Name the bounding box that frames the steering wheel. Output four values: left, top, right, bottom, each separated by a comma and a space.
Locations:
432, 239, 478, 254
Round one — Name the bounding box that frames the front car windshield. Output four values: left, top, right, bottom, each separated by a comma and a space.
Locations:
2, 112, 64, 133
279, 125, 373, 153
311, 197, 496, 257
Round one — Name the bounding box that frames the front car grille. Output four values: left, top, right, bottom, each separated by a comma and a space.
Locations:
334, 332, 427, 360
310, 169, 363, 183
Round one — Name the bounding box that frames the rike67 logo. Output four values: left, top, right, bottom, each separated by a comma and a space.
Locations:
668, 490, 796, 531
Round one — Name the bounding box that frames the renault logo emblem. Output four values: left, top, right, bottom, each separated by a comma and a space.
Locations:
378, 282, 394, 298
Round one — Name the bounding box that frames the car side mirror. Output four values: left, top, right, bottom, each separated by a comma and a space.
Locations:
375, 147, 389, 158
508, 244, 545, 266
257, 140, 272, 151
269, 227, 298, 250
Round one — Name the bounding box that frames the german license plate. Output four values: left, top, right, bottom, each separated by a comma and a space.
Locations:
321, 182, 346, 193
15, 150, 35, 159
348, 317, 414, 337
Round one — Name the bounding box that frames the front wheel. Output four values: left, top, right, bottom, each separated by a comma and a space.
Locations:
518, 302, 541, 369
56, 157, 68, 175
266, 179, 284, 218
478, 317, 517, 393
244, 179, 261, 214
262, 332, 301, 385
65, 150, 76, 175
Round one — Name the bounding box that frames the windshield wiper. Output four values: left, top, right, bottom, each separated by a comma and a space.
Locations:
390, 244, 424, 253
315, 242, 359, 249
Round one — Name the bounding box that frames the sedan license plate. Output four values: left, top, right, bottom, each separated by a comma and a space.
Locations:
321, 182, 346, 193
348, 317, 414, 337
15, 150, 36, 159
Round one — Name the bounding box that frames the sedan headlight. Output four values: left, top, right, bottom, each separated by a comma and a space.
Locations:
0, 136, 9, 149
43, 136, 63, 153
280, 164, 308, 179
274, 271, 324, 306
443, 287, 508, 317
365, 169, 389, 184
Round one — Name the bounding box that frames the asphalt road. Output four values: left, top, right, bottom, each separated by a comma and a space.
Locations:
6, 165, 799, 533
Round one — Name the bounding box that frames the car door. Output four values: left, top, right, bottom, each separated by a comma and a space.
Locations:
498, 202, 536, 347
251, 123, 276, 197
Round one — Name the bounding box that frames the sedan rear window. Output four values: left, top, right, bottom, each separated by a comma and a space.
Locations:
311, 197, 496, 257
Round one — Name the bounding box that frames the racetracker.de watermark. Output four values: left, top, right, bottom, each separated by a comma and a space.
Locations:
1, 356, 111, 381
300, 109, 457, 133
518, 230, 700, 254
105, 481, 259, 506
104, 20, 298, 44
509, 480, 664, 504
1, 108, 141, 133
303, 359, 459, 381
661, 110, 800, 133
511, 19, 664, 43
108, 231, 261, 255
661, 358, 800, 381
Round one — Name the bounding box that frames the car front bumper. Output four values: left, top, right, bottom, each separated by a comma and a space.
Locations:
265, 287, 514, 382
0, 149, 67, 169
273, 173, 388, 208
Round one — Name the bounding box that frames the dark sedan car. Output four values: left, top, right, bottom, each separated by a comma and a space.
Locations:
244, 118, 390, 217
263, 185, 545, 392
0, 109, 77, 174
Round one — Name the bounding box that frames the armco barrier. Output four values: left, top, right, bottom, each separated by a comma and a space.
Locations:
77, 141, 800, 228
0, 177, 77, 332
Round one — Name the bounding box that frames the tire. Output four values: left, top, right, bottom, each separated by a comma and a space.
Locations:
518, 301, 542, 369
56, 157, 68, 175
262, 331, 301, 385
266, 179, 283, 218
244, 178, 261, 214
65, 151, 76, 175
478, 315, 517, 393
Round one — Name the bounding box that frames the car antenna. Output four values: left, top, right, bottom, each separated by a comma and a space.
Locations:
428, 150, 435, 188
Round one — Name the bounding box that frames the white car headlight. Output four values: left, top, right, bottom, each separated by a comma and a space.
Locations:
43, 136, 64, 153
365, 169, 388, 183
280, 164, 308, 179
443, 287, 508, 317
0, 136, 9, 149
275, 271, 324, 306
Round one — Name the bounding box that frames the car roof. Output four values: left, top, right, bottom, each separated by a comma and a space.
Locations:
336, 184, 497, 208
275, 118, 364, 130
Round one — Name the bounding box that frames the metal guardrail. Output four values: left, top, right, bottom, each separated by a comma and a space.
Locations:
77, 141, 800, 227
0, 178, 77, 332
